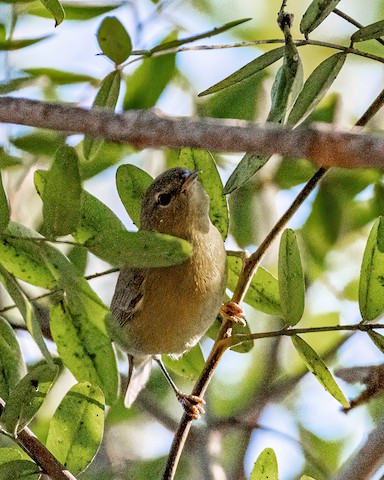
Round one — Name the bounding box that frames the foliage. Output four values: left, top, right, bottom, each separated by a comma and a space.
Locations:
0, 1, 384, 479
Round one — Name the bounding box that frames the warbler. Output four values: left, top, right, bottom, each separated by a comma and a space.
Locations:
108, 167, 227, 417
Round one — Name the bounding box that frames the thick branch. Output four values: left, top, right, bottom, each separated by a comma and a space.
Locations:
0, 97, 384, 169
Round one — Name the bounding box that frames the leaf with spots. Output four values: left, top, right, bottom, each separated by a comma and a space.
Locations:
50, 301, 118, 405
291, 335, 349, 408
46, 382, 104, 475
250, 448, 278, 480
0, 364, 58, 436
359, 217, 384, 321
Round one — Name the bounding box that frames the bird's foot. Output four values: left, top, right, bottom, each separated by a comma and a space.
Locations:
176, 392, 206, 420
220, 301, 246, 325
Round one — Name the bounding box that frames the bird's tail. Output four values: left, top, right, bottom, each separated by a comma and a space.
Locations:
124, 355, 152, 407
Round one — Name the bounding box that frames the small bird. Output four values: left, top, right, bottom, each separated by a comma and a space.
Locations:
108, 167, 227, 417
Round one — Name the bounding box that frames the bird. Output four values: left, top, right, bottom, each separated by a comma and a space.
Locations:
108, 167, 227, 418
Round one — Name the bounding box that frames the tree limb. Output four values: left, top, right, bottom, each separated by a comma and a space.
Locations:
1, 97, 384, 169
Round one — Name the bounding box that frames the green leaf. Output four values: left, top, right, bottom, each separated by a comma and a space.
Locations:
24, 68, 98, 86
123, 36, 176, 110
0, 448, 23, 465
368, 330, 384, 354
0, 147, 22, 168
0, 363, 58, 435
291, 335, 349, 408
35, 169, 126, 244
274, 157, 317, 189
42, 146, 82, 238
67, 245, 88, 275
300, 0, 342, 36
162, 344, 205, 381
287, 53, 346, 126
46, 382, 104, 475
0, 76, 37, 94
250, 448, 278, 480
50, 301, 118, 405
11, 131, 65, 157
227, 256, 281, 316
83, 70, 121, 161
39, 0, 65, 26
0, 265, 52, 364
0, 458, 41, 479
175, 148, 229, 239
0, 317, 26, 402
267, 34, 303, 124
0, 36, 50, 51
351, 19, 384, 43
151, 18, 251, 54
0, 222, 58, 289
86, 230, 192, 268
224, 153, 270, 195
0, 172, 9, 232
97, 16, 132, 65
26, 2, 123, 20
300, 476, 317, 480
230, 319, 253, 353
115, 164, 153, 227
198, 47, 285, 96
359, 217, 384, 321
278, 229, 305, 326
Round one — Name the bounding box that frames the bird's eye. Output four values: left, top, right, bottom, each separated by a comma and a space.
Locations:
157, 192, 172, 206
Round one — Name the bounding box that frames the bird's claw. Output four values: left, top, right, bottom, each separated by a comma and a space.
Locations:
176, 393, 206, 420
220, 301, 246, 325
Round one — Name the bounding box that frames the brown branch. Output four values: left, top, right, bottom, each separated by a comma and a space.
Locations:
1, 97, 384, 169
0, 399, 76, 480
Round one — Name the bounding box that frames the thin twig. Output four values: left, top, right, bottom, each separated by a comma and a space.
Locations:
334, 8, 384, 47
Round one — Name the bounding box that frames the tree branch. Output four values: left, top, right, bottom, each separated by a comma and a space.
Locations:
1, 97, 384, 169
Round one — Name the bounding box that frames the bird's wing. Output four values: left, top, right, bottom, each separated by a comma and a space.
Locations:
110, 268, 146, 326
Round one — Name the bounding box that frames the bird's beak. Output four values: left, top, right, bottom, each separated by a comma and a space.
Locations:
181, 170, 199, 192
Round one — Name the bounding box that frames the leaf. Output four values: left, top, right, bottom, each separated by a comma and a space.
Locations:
199, 47, 285, 96
24, 68, 98, 86
0, 147, 22, 168
359, 217, 384, 321
42, 146, 82, 238
351, 19, 384, 43
300, 0, 342, 37
83, 70, 121, 161
123, 35, 176, 110
0, 317, 26, 402
230, 319, 253, 353
26, 2, 123, 20
278, 229, 305, 326
0, 172, 9, 232
35, 169, 126, 244
39, 0, 64, 26
162, 344, 205, 381
291, 335, 349, 408
0, 76, 37, 94
115, 164, 153, 227
0, 36, 50, 51
0, 222, 58, 289
368, 330, 384, 354
0, 458, 41, 479
85, 230, 192, 268
11, 131, 65, 157
97, 16, 132, 65
151, 18, 251, 54
175, 148, 229, 239
0, 265, 52, 364
267, 34, 303, 124
287, 53, 346, 126
50, 301, 118, 405
250, 448, 278, 480
0, 364, 58, 435
46, 382, 104, 475
224, 153, 270, 195
227, 256, 281, 316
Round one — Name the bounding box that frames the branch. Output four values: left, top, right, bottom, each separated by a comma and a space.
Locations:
0, 399, 76, 480
1, 97, 384, 169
